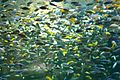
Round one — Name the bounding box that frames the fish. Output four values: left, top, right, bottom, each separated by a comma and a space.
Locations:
86, 3, 94, 6
3, 4, 9, 7
1, 14, 7, 18
49, 2, 58, 7
34, 8, 39, 11
71, 2, 81, 6
60, 8, 69, 14
76, 29, 83, 33
1, 0, 9, 3
27, 2, 33, 6
40, 6, 48, 9
51, 0, 64, 2
20, 6, 30, 10
104, 1, 113, 4
86, 28, 93, 31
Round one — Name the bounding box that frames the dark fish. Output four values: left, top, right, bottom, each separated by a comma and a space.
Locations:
104, 1, 113, 4
82, 47, 92, 52
16, 63, 24, 67
18, 33, 26, 38
5, 36, 10, 42
86, 3, 94, 6
3, 4, 9, 7
112, 72, 120, 77
95, 20, 103, 25
113, 48, 120, 55
21, 12, 25, 14
34, 8, 39, 11
100, 60, 111, 64
20, 6, 30, 10
75, 21, 80, 24
7, 8, 13, 11
50, 17, 57, 21
57, 45, 64, 48
111, 72, 120, 79
15, 70, 24, 74
109, 31, 116, 34
76, 29, 82, 33
12, 30, 20, 34
96, 64, 104, 67
1, 0, 9, 3
86, 10, 95, 14
71, 2, 81, 6
86, 28, 93, 31
51, 0, 63, 2
35, 40, 44, 45
99, 47, 111, 52
40, 6, 48, 9
50, 2, 57, 7
61, 8, 69, 13
107, 6, 114, 9
1, 14, 7, 18
27, 1, 32, 6
35, 18, 42, 21
100, 52, 111, 57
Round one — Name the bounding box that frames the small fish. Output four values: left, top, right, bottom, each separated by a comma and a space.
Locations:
113, 48, 120, 55
76, 29, 82, 33
49, 2, 58, 7
11, 30, 20, 34
7, 8, 13, 11
86, 28, 93, 31
95, 0, 101, 3
60, 8, 69, 14
3, 4, 9, 7
1, 0, 9, 3
40, 6, 48, 9
34, 8, 39, 11
35, 40, 44, 45
75, 21, 80, 24
51, 0, 64, 2
1, 14, 7, 18
104, 1, 113, 4
35, 18, 42, 21
18, 32, 27, 38
20, 6, 30, 10
99, 47, 111, 52
106, 6, 114, 9
86, 10, 96, 14
16, 63, 24, 67
112, 62, 117, 69
86, 3, 94, 6
71, 2, 81, 6
27, 1, 32, 6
